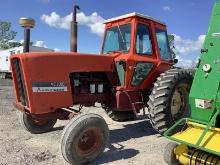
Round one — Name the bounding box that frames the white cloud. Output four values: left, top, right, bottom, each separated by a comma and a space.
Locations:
34, 41, 47, 48
54, 48, 61, 52
175, 55, 195, 68
173, 34, 205, 68
8, 40, 19, 43
41, 11, 105, 36
173, 34, 205, 55
41, 0, 50, 4
163, 6, 171, 12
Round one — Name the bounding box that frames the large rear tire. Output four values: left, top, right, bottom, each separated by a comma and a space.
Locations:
148, 68, 193, 134
105, 109, 136, 122
19, 112, 57, 134
61, 113, 109, 165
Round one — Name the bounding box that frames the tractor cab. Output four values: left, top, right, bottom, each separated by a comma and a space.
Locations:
101, 13, 174, 90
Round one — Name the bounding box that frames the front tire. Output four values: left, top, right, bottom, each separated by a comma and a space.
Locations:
61, 113, 109, 165
164, 142, 178, 165
19, 112, 57, 134
148, 68, 193, 134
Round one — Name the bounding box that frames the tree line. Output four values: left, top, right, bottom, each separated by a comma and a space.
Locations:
0, 21, 22, 50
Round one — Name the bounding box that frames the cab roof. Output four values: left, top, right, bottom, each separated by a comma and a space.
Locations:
104, 12, 166, 26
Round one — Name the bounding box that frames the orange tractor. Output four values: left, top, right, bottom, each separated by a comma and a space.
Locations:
11, 6, 192, 164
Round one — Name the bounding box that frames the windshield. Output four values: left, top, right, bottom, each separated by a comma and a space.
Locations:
155, 28, 172, 60
103, 24, 131, 54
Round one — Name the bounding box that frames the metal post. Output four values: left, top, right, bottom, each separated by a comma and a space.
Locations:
23, 28, 30, 52
70, 5, 80, 52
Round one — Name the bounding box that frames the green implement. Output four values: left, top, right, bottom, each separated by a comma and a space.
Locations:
164, 1, 220, 164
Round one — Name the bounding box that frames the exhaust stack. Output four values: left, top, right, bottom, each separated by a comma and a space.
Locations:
70, 5, 80, 52
19, 17, 35, 53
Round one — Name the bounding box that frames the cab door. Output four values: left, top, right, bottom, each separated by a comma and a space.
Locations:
129, 22, 157, 89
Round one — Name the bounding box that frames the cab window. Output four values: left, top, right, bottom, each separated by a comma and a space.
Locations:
103, 24, 131, 54
136, 24, 152, 55
155, 28, 172, 60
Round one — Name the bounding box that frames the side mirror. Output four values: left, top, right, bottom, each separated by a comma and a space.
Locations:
173, 59, 178, 64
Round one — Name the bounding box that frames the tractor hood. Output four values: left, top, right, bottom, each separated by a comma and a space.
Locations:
11, 52, 115, 76
10, 52, 115, 113
10, 52, 115, 90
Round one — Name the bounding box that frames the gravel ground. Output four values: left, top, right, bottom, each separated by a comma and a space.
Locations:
0, 79, 169, 165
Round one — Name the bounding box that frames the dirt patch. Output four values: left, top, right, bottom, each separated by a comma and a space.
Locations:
0, 80, 169, 165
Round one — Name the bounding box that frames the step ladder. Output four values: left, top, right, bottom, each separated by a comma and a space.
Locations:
122, 91, 146, 116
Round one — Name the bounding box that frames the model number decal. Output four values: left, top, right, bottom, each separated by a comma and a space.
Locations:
32, 82, 67, 93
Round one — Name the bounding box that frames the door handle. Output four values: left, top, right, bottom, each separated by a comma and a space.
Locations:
129, 66, 136, 70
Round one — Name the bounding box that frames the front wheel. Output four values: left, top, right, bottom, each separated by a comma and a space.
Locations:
61, 113, 109, 165
164, 142, 178, 165
148, 68, 193, 134
19, 112, 57, 134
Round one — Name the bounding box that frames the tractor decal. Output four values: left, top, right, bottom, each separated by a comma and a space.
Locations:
32, 81, 67, 93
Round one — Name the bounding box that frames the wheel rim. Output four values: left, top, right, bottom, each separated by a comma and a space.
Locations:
171, 83, 190, 121
76, 128, 102, 156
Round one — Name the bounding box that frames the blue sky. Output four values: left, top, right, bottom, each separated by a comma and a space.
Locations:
0, 0, 216, 66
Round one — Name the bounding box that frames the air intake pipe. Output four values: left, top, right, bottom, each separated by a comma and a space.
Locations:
19, 17, 35, 53
70, 5, 80, 52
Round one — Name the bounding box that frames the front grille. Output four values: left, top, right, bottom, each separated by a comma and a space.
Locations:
12, 58, 28, 107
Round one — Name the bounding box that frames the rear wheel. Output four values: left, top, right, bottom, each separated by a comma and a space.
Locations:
148, 68, 193, 134
105, 109, 136, 122
19, 112, 57, 134
61, 113, 109, 165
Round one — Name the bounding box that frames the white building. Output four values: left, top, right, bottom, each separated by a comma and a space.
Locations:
0, 46, 54, 78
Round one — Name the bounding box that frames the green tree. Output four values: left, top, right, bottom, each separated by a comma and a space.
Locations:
0, 21, 21, 49
168, 34, 176, 59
